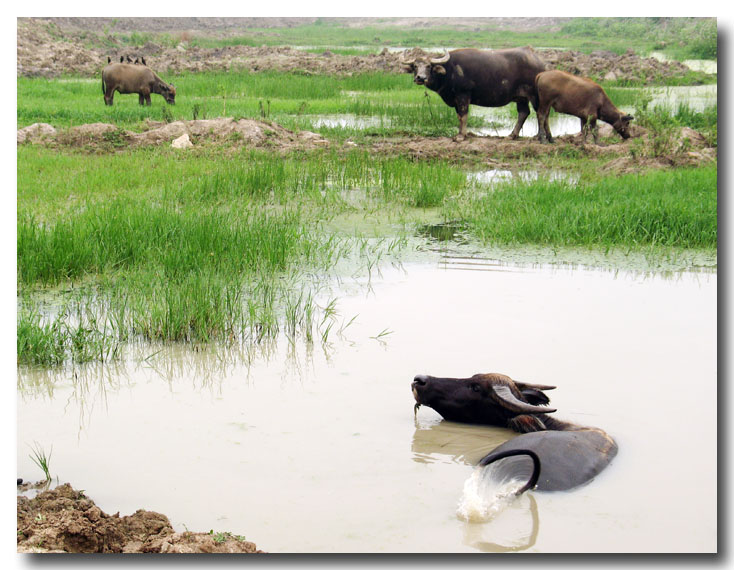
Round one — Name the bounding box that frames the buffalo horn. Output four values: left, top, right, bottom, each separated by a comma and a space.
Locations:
492, 384, 556, 415
430, 51, 450, 64
399, 52, 416, 66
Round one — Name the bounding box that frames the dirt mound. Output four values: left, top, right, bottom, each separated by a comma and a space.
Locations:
17, 482, 263, 553
542, 47, 690, 83
17, 123, 57, 144
18, 117, 715, 175
37, 117, 328, 150
18, 17, 704, 83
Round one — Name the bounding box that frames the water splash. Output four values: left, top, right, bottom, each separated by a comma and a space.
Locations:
456, 457, 535, 522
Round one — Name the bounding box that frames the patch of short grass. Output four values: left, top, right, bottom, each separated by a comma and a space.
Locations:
450, 166, 717, 249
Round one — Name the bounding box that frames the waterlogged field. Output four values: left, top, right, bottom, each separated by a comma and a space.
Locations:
17, 70, 718, 141
17, 20, 717, 553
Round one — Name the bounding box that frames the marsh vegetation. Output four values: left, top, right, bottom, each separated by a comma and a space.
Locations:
17, 18, 716, 372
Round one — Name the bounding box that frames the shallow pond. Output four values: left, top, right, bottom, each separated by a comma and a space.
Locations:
17, 248, 716, 553
649, 52, 718, 74
644, 84, 718, 112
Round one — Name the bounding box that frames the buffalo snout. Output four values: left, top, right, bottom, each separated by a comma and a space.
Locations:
413, 374, 429, 386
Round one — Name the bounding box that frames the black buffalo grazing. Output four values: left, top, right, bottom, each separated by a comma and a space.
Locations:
401, 47, 549, 141
102, 63, 176, 106
535, 69, 634, 144
412, 372, 617, 492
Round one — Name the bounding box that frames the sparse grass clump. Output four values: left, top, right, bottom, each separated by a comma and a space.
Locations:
28, 443, 53, 482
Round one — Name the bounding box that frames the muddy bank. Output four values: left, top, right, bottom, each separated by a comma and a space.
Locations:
18, 17, 696, 83
17, 117, 717, 175
17, 482, 263, 553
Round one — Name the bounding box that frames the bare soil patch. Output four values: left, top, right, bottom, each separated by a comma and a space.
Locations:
18, 17, 693, 83
17, 482, 263, 553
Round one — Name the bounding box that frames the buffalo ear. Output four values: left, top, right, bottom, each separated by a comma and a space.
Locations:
623, 114, 634, 122
401, 63, 415, 72
492, 384, 556, 415
432, 65, 446, 75
519, 388, 552, 406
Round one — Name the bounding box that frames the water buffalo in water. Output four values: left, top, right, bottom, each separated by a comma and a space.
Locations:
401, 47, 549, 141
412, 372, 617, 492
535, 69, 633, 145
102, 63, 176, 106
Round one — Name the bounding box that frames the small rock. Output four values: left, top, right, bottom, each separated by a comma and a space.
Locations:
171, 133, 193, 149
604, 71, 617, 81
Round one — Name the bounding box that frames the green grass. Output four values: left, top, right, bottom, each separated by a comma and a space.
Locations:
28, 443, 53, 482
17, 145, 481, 364
17, 71, 478, 137
450, 166, 717, 249
18, 69, 715, 144
16, 42, 718, 366
17, 148, 718, 364
83, 17, 717, 61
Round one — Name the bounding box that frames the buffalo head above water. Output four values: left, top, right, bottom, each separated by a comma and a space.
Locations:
412, 373, 557, 432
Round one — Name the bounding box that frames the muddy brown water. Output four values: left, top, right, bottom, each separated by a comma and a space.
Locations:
17, 252, 716, 553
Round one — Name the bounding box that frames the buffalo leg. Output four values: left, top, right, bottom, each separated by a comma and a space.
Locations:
454, 95, 470, 141
145, 94, 152, 106
590, 117, 600, 144
544, 112, 553, 143
138, 94, 145, 105
536, 103, 553, 144
104, 87, 115, 106
510, 100, 531, 139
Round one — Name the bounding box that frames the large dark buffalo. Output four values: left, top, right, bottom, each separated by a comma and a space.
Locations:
401, 47, 549, 141
412, 372, 617, 492
101, 63, 176, 106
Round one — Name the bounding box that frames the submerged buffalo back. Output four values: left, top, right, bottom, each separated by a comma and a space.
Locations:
480, 429, 618, 491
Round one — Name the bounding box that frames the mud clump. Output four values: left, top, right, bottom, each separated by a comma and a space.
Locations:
17, 483, 264, 553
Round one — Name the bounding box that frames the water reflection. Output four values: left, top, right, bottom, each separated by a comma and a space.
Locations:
411, 417, 517, 465
461, 493, 540, 553
309, 115, 389, 129
466, 169, 580, 186
469, 111, 581, 138
417, 222, 468, 243
411, 418, 541, 552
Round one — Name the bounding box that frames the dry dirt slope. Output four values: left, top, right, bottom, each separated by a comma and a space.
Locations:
18, 17, 692, 81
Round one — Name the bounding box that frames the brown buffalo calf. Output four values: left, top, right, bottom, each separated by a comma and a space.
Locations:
535, 70, 633, 144
102, 63, 176, 106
